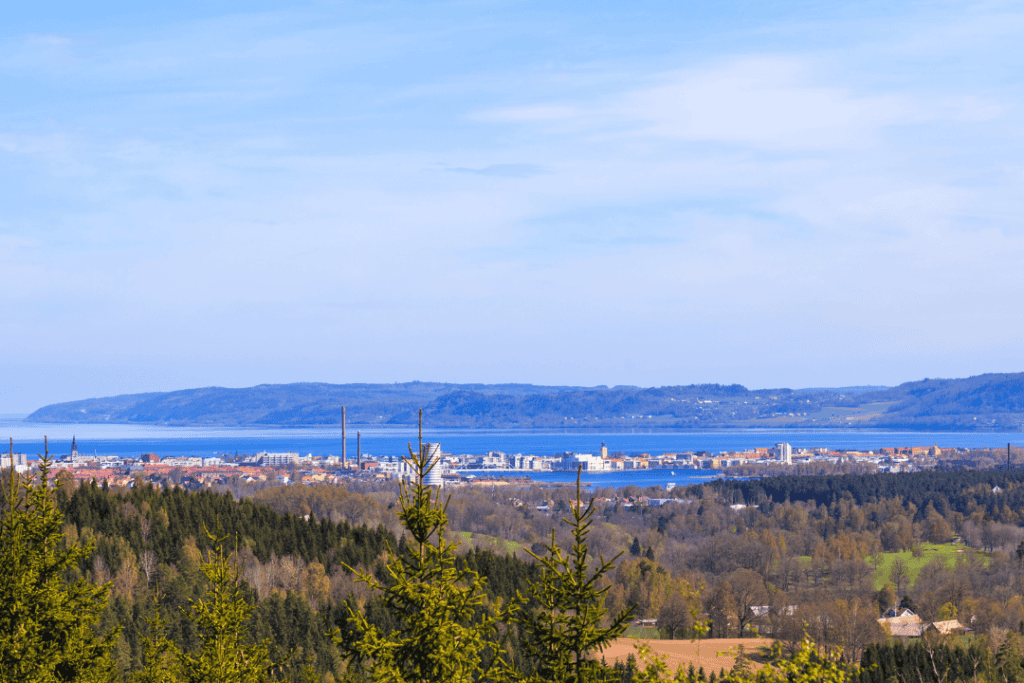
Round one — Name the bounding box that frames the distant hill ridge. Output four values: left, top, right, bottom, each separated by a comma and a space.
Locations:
24, 373, 1024, 430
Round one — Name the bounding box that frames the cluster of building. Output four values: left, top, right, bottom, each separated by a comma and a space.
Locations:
3, 437, 448, 490
448, 441, 944, 474
2, 435, 955, 490
877, 607, 967, 638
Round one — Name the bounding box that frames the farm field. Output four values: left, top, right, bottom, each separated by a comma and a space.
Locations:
603, 637, 774, 675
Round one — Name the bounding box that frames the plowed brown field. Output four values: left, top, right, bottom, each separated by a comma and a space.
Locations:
600, 638, 774, 674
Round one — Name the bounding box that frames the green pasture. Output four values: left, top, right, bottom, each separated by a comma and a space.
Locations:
797, 543, 986, 591
869, 543, 978, 591
456, 531, 525, 555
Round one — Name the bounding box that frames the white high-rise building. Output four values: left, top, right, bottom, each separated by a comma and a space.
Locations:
775, 443, 792, 465
422, 443, 444, 488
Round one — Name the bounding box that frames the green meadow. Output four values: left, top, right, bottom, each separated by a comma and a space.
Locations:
869, 542, 982, 591
797, 543, 987, 591
456, 530, 526, 555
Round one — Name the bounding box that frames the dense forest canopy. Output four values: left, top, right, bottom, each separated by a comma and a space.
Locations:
702, 468, 1024, 510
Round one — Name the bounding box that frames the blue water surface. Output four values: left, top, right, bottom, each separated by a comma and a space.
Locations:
2, 417, 1020, 463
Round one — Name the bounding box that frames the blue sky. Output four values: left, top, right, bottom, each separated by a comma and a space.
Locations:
2, 1, 1023, 412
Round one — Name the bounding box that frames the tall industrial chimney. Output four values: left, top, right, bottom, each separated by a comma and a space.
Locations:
357, 431, 361, 468
342, 407, 347, 467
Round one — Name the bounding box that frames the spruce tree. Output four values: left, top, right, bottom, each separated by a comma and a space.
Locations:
178, 524, 274, 683
0, 444, 119, 683
132, 591, 183, 683
516, 469, 633, 683
337, 411, 509, 683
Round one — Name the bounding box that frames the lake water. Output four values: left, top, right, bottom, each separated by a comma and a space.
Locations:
473, 469, 728, 489
2, 417, 1020, 462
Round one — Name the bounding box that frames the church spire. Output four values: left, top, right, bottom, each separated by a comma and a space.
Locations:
71, 436, 77, 456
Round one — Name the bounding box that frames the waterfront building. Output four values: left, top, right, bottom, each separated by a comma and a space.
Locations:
258, 452, 299, 467
556, 452, 606, 471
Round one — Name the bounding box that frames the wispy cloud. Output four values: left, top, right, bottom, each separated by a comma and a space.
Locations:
476, 55, 1000, 152
445, 163, 545, 178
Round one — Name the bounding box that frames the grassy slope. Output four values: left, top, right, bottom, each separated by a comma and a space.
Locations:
456, 530, 526, 555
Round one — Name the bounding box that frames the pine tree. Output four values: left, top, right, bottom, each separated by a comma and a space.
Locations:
337, 411, 509, 683
727, 645, 749, 679
0, 444, 119, 683
516, 468, 633, 683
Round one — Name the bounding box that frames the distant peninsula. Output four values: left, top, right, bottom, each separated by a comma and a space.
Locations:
24, 373, 1024, 431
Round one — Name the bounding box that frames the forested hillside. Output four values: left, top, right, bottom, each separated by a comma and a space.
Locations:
27, 372, 1024, 429
705, 468, 1024, 510
24, 474, 545, 680
25, 381, 579, 426
25, 381, 793, 427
